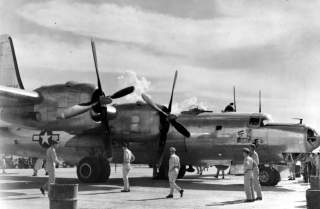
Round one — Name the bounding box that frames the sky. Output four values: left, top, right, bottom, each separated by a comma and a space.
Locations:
1, 0, 320, 130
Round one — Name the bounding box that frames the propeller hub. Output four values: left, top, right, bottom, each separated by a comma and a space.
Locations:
99, 96, 112, 106
167, 114, 177, 121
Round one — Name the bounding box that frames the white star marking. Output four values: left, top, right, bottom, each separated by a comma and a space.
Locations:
41, 132, 51, 145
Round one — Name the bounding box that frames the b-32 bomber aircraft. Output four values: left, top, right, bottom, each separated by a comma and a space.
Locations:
0, 35, 319, 186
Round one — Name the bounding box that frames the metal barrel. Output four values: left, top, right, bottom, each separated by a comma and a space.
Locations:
309, 176, 320, 190
49, 184, 78, 209
306, 176, 320, 209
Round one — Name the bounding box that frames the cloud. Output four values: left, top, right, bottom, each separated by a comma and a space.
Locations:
1, 0, 320, 131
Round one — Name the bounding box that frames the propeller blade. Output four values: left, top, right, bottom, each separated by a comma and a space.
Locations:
110, 86, 135, 99
170, 119, 191, 137
168, 70, 178, 113
91, 40, 102, 91
259, 90, 261, 113
57, 102, 97, 119
141, 93, 168, 116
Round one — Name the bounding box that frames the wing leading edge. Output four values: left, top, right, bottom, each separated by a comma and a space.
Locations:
0, 85, 41, 107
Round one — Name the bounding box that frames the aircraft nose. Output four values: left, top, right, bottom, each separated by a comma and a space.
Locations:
308, 136, 320, 150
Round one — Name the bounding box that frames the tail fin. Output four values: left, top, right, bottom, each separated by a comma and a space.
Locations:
0, 35, 24, 89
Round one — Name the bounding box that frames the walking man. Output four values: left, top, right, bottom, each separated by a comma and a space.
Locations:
40, 140, 61, 195
122, 143, 135, 192
166, 147, 184, 198
243, 148, 255, 202
250, 144, 262, 200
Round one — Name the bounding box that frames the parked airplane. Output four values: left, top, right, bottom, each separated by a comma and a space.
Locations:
1, 35, 319, 186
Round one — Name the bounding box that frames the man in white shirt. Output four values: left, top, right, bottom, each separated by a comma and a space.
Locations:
0, 156, 6, 174
250, 144, 262, 200
166, 147, 184, 198
243, 148, 255, 202
40, 140, 61, 195
122, 143, 135, 192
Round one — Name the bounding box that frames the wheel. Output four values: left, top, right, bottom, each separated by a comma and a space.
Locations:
97, 158, 111, 182
259, 166, 280, 186
178, 165, 186, 179
77, 157, 101, 183
271, 168, 281, 186
259, 166, 274, 186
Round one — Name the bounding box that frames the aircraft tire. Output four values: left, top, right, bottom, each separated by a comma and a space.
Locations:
178, 165, 186, 179
97, 158, 111, 182
77, 157, 101, 183
271, 168, 281, 186
259, 166, 275, 186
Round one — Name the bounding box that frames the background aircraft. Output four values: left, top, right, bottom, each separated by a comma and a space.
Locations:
1, 35, 320, 186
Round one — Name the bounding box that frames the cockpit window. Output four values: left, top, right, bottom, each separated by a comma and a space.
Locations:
249, 117, 260, 127
307, 129, 317, 144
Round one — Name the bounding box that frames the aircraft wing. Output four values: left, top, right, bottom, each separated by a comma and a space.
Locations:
0, 85, 41, 107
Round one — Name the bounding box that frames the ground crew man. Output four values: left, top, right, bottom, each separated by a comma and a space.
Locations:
40, 141, 61, 195
224, 102, 235, 112
243, 148, 255, 202
316, 152, 320, 176
286, 153, 295, 180
33, 158, 44, 176
0, 156, 7, 174
250, 144, 262, 200
122, 143, 135, 192
166, 147, 184, 198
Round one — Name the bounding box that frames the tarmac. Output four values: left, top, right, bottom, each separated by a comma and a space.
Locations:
0, 165, 309, 209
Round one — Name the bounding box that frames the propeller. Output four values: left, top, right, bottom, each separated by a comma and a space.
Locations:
57, 41, 134, 120
259, 90, 261, 113
59, 39, 135, 159
141, 70, 190, 170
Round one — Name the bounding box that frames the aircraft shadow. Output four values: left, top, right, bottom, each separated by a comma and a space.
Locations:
128, 197, 167, 201
0, 175, 294, 194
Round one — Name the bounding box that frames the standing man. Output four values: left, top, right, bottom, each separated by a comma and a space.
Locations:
122, 143, 135, 192
250, 144, 262, 200
33, 158, 44, 176
40, 141, 61, 195
0, 156, 7, 174
286, 153, 296, 180
243, 148, 255, 202
166, 147, 184, 198
316, 152, 320, 176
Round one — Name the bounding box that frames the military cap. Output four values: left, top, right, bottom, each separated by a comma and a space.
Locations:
169, 147, 176, 152
242, 148, 250, 153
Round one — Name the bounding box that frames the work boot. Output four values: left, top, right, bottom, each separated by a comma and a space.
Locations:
166, 194, 173, 198
180, 189, 184, 197
256, 197, 262, 200
121, 190, 130, 192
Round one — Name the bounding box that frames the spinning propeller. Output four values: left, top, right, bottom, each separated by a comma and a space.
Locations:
141, 70, 190, 168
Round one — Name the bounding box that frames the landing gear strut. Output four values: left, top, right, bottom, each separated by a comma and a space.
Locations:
76, 157, 110, 183
259, 165, 280, 186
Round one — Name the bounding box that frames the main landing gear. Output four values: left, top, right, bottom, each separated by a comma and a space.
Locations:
76, 157, 111, 183
259, 165, 280, 186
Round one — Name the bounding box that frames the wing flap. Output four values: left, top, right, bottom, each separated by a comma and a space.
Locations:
0, 85, 41, 107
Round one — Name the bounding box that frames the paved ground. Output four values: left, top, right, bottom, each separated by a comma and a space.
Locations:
0, 165, 309, 209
